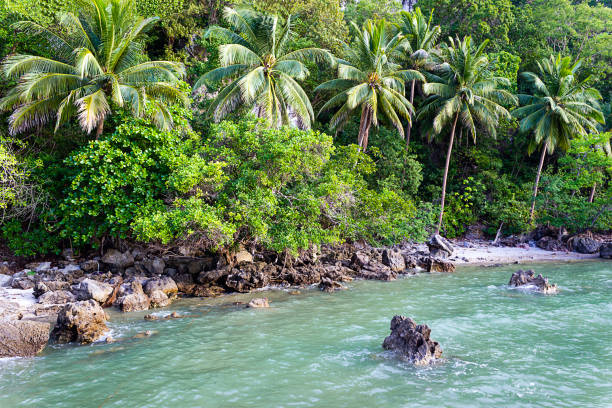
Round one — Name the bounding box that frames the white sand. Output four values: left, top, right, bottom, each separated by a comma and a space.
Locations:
448, 242, 601, 266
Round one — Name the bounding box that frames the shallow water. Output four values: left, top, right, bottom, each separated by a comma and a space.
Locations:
1, 261, 611, 408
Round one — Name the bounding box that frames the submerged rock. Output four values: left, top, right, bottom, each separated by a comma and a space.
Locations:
51, 300, 108, 344
382, 315, 442, 366
246, 298, 270, 308
318, 277, 346, 293
508, 269, 558, 294
419, 257, 455, 273
427, 235, 454, 259
0, 319, 50, 357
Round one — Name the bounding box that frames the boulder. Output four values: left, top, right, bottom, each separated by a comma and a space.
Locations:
72, 278, 114, 303
197, 268, 231, 285
0, 274, 12, 287
38, 290, 76, 305
51, 300, 108, 344
148, 290, 171, 308
280, 266, 321, 286
0, 319, 50, 357
318, 277, 346, 293
508, 269, 558, 294
536, 236, 565, 251
600, 242, 612, 259
568, 236, 601, 254
115, 281, 151, 312
419, 257, 455, 273
225, 263, 270, 293
427, 235, 454, 259
382, 249, 406, 272
246, 298, 270, 308
144, 277, 178, 298
141, 257, 166, 276
233, 250, 254, 265
11, 276, 34, 290
382, 315, 442, 366
101, 249, 134, 269
351, 252, 396, 281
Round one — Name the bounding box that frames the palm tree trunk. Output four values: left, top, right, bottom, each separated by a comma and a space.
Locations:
530, 145, 547, 222
405, 79, 416, 148
95, 119, 104, 140
358, 106, 372, 152
588, 182, 596, 203
436, 113, 459, 235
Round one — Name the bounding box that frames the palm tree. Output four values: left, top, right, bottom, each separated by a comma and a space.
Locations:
513, 54, 604, 221
0, 0, 188, 138
315, 19, 424, 151
195, 7, 333, 129
418, 36, 517, 234
397, 7, 440, 146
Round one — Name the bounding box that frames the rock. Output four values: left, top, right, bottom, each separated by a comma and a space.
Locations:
280, 266, 321, 286
115, 281, 151, 312
197, 268, 231, 285
351, 252, 396, 280
38, 290, 76, 305
62, 248, 75, 261
79, 260, 100, 273
11, 276, 34, 290
318, 277, 346, 293
51, 300, 108, 344
0, 274, 11, 287
382, 315, 442, 366
141, 257, 165, 276
600, 242, 612, 259
25, 262, 51, 272
508, 269, 558, 294
536, 236, 565, 251
382, 249, 406, 272
568, 236, 601, 254
0, 319, 50, 357
350, 252, 370, 268
427, 235, 454, 259
148, 290, 171, 308
419, 257, 455, 273
101, 249, 134, 269
233, 250, 254, 264
144, 277, 178, 298
225, 263, 270, 293
72, 278, 114, 303
246, 298, 269, 308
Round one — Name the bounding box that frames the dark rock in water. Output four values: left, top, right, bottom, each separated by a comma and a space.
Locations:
568, 236, 601, 254
382, 249, 406, 272
115, 280, 150, 312
246, 298, 269, 308
0, 319, 50, 357
600, 242, 612, 259
318, 277, 346, 293
382, 315, 442, 366
225, 263, 270, 293
427, 235, 454, 259
419, 257, 455, 273
72, 278, 114, 303
536, 236, 565, 251
351, 252, 396, 280
51, 300, 108, 344
508, 269, 558, 294
280, 266, 322, 286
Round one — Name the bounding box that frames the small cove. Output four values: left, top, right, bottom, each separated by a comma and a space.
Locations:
1, 261, 611, 408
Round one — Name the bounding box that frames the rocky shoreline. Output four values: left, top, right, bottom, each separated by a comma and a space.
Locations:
1, 231, 610, 358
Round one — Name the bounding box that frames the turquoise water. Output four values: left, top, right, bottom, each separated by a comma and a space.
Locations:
1, 261, 611, 408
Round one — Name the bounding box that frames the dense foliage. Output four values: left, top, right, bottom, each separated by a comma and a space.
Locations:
0, 0, 610, 257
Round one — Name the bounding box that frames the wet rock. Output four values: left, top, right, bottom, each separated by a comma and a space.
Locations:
51, 300, 108, 344
600, 242, 612, 259
101, 249, 134, 269
115, 281, 150, 312
225, 263, 270, 293
38, 290, 76, 305
382, 249, 406, 272
419, 257, 455, 273
508, 269, 558, 294
351, 252, 396, 280
72, 278, 114, 303
568, 236, 601, 254
0, 319, 50, 357
144, 277, 178, 298
382, 315, 442, 366
318, 277, 346, 293
536, 236, 565, 251
148, 290, 171, 308
246, 298, 269, 308
191, 285, 226, 297
280, 266, 321, 286
427, 235, 454, 259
